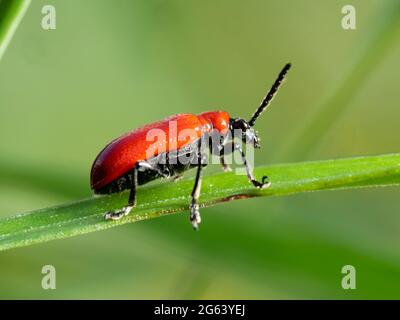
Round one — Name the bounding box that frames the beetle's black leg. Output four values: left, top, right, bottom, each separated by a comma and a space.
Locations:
210, 134, 232, 172
221, 142, 271, 189
219, 141, 232, 172
190, 143, 207, 230
104, 164, 139, 220
220, 156, 231, 172
190, 161, 203, 230
173, 174, 184, 182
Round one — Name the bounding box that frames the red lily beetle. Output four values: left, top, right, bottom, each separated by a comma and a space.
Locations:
91, 63, 291, 229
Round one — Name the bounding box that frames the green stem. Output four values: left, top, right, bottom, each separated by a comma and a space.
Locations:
0, 153, 399, 251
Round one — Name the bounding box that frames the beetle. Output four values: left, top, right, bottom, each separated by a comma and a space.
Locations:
91, 63, 291, 229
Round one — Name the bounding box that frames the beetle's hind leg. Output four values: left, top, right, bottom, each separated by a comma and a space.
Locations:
173, 174, 184, 182
104, 164, 139, 220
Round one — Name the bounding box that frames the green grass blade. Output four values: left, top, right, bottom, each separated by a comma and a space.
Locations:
0, 0, 31, 61
0, 153, 399, 251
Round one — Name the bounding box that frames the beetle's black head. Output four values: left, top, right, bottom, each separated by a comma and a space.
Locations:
230, 118, 261, 148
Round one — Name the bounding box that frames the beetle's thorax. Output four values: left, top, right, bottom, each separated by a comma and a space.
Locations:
197, 111, 230, 135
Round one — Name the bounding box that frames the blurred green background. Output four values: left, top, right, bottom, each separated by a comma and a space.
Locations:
0, 0, 399, 299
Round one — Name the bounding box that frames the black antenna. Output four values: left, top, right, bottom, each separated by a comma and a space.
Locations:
248, 63, 291, 127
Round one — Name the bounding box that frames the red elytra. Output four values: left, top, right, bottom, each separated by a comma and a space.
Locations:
90, 111, 230, 191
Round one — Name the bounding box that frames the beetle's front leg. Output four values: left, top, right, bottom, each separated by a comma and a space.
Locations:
222, 142, 271, 189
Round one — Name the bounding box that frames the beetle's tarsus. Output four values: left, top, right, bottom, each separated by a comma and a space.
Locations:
190, 202, 201, 230
252, 176, 271, 189
104, 206, 133, 220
